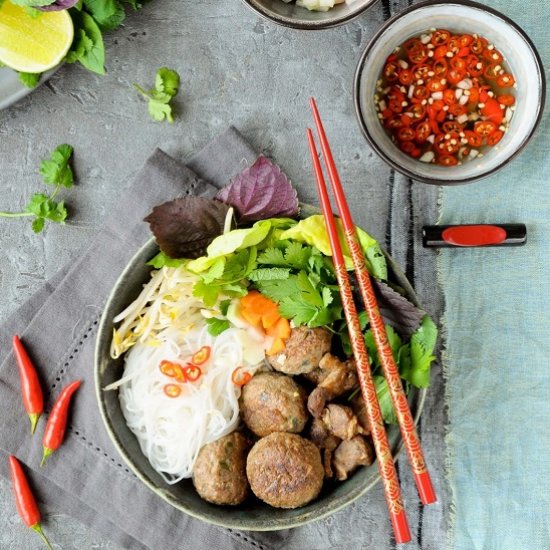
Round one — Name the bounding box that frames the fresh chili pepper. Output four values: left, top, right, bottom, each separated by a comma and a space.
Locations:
163, 384, 182, 398
183, 364, 202, 382
191, 346, 211, 366
375, 28, 515, 166
41, 380, 81, 467
9, 456, 52, 549
12, 336, 43, 435
231, 367, 252, 387
159, 360, 186, 382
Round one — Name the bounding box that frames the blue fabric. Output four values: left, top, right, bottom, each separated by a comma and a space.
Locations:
439, 2, 550, 549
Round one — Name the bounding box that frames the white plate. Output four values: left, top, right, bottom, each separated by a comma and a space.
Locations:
0, 66, 57, 110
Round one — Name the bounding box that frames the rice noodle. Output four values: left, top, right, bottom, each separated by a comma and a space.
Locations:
108, 264, 265, 482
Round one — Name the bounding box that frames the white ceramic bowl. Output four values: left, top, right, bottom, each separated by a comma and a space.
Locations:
354, 0, 545, 185
240, 0, 378, 30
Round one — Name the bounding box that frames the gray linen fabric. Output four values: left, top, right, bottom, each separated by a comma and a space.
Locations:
0, 127, 285, 550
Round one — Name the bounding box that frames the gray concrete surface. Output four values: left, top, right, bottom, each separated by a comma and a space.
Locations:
0, 0, 447, 548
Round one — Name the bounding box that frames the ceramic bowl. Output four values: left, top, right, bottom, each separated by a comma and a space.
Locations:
354, 0, 546, 185
94, 204, 427, 530
240, 0, 378, 30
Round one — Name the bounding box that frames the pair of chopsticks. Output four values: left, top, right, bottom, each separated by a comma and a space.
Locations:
307, 98, 436, 544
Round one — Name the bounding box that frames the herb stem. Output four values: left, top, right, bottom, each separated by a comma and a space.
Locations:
0, 211, 34, 218
133, 83, 151, 100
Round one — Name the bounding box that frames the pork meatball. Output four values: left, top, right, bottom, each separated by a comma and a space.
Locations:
193, 432, 249, 505
267, 326, 332, 375
246, 432, 324, 508
240, 372, 308, 437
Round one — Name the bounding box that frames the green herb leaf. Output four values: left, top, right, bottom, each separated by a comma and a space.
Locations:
205, 317, 230, 336
219, 299, 231, 316
18, 72, 41, 88
284, 241, 311, 270
24, 194, 68, 232
65, 12, 105, 75
374, 375, 397, 424
254, 275, 301, 303
399, 315, 437, 388
202, 257, 226, 284
192, 280, 220, 307
83, 0, 125, 30
134, 67, 180, 123
257, 247, 286, 266
278, 297, 318, 327
146, 251, 185, 268
31, 217, 45, 233
248, 267, 291, 282
39, 144, 74, 188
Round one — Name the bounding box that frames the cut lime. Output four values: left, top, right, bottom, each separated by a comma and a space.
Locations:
0, 1, 73, 73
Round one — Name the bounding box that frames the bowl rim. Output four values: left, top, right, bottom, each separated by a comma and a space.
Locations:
94, 228, 428, 531
239, 0, 379, 30
353, 0, 547, 185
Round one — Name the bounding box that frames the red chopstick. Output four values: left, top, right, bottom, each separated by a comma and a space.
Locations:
306, 128, 411, 545
309, 97, 437, 506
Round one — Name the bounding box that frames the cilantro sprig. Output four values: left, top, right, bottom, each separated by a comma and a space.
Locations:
134, 67, 180, 123
0, 144, 75, 233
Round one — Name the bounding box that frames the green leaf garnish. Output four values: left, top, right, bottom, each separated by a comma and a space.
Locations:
134, 67, 180, 123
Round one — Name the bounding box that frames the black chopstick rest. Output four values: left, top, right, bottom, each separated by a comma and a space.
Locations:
422, 223, 527, 248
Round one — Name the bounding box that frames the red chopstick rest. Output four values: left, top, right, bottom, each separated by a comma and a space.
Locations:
423, 224, 527, 248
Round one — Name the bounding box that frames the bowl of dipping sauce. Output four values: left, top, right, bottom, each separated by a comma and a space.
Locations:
353, 0, 545, 185
240, 0, 378, 30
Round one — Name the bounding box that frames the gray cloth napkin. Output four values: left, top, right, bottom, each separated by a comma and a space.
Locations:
0, 127, 290, 550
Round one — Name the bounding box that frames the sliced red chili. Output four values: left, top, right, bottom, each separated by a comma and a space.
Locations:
398, 69, 414, 86
433, 45, 448, 59
438, 155, 458, 166
399, 140, 416, 155
483, 64, 500, 80
443, 88, 456, 104
388, 99, 404, 113
448, 37, 460, 53
464, 130, 483, 147
486, 129, 504, 146
447, 69, 466, 85
410, 103, 426, 120
482, 98, 504, 124
431, 29, 451, 45
474, 120, 498, 137
497, 73, 515, 88
433, 58, 448, 77
403, 37, 421, 52
163, 384, 182, 398
385, 116, 403, 130
426, 78, 445, 92
413, 86, 429, 100
442, 121, 463, 134
183, 364, 202, 382
408, 45, 429, 64
467, 56, 483, 77
191, 346, 211, 365
471, 37, 488, 55
412, 64, 430, 81
415, 120, 431, 142
448, 103, 467, 117
456, 46, 471, 58
397, 127, 416, 141
384, 61, 400, 82
498, 94, 515, 106
459, 34, 474, 48
450, 57, 467, 72
400, 114, 413, 126
468, 87, 479, 104
483, 48, 503, 64
232, 367, 252, 387
435, 132, 460, 154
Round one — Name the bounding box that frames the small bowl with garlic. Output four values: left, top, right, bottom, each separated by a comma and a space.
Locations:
353, 0, 545, 184
240, 0, 378, 30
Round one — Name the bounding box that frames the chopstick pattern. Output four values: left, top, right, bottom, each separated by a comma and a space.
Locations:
345, 226, 428, 476
334, 261, 405, 516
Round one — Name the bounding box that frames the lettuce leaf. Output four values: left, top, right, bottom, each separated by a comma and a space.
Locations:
279, 215, 387, 280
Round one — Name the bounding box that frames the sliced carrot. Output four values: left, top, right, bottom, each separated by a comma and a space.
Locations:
261, 305, 280, 330
267, 317, 291, 340
267, 337, 286, 356
240, 307, 262, 327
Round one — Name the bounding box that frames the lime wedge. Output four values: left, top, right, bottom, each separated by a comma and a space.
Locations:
0, 1, 73, 73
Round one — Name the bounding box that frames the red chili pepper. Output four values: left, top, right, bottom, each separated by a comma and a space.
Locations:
191, 346, 211, 366
231, 367, 252, 387
183, 364, 202, 382
9, 456, 52, 549
41, 380, 81, 467
482, 98, 504, 124
163, 384, 182, 398
12, 335, 43, 435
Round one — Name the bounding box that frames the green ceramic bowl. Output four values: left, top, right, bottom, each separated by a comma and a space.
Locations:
94, 206, 427, 530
